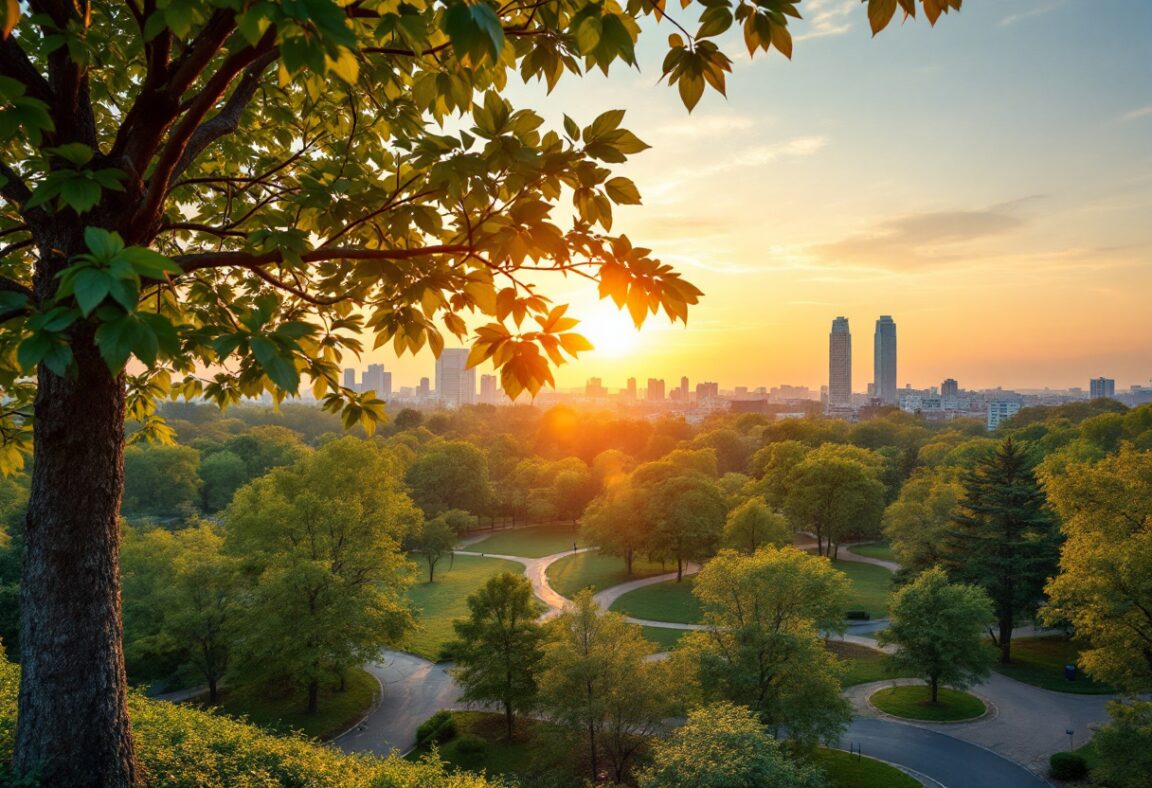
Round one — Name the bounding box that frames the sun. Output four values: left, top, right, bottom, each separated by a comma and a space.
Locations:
576, 301, 644, 358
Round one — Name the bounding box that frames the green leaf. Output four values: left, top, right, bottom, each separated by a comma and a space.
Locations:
604, 177, 642, 205
59, 177, 102, 214
250, 335, 300, 391
0, 291, 28, 314
71, 267, 113, 317
95, 314, 139, 371
121, 246, 179, 279
84, 227, 125, 260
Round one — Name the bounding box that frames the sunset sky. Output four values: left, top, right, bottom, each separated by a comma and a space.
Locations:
376, 0, 1152, 394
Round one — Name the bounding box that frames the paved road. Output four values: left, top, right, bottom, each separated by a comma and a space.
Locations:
842, 718, 1050, 788
453, 547, 597, 619
333, 651, 462, 755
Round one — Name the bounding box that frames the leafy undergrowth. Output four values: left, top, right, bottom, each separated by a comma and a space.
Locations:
0, 657, 499, 787
870, 685, 987, 722
992, 636, 1115, 694
204, 667, 377, 740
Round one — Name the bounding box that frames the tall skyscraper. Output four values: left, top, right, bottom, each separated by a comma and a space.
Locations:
1090, 377, 1116, 399
828, 317, 852, 407
646, 378, 665, 401
418, 377, 431, 398
363, 363, 386, 395
679, 376, 690, 401
873, 315, 897, 406
435, 348, 475, 407
941, 378, 959, 398
625, 378, 637, 399
342, 367, 357, 391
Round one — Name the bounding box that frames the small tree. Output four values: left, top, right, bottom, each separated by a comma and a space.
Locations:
723, 497, 791, 554
879, 566, 994, 703
539, 590, 680, 782
412, 515, 458, 583
647, 474, 727, 581
637, 702, 825, 788
450, 573, 544, 739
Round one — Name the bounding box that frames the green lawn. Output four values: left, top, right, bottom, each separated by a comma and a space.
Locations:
991, 635, 1115, 694
870, 685, 986, 722
847, 541, 897, 564
406, 711, 586, 787
832, 559, 893, 620
609, 577, 702, 624
406, 554, 525, 660
635, 625, 688, 652
466, 524, 581, 558
825, 640, 916, 687
546, 552, 671, 598
207, 667, 377, 740
812, 748, 920, 788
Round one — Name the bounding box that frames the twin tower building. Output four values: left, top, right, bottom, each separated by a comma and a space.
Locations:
828, 316, 897, 409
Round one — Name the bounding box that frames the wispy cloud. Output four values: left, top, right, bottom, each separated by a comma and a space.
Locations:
999, 1, 1064, 27
796, 0, 857, 42
808, 200, 1038, 270
1121, 105, 1152, 122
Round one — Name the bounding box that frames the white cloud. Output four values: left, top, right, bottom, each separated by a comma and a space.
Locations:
796, 0, 857, 42
1121, 105, 1152, 122
999, 1, 1064, 28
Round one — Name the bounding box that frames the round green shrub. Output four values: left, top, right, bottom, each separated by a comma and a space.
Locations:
416, 710, 457, 746
1049, 752, 1089, 781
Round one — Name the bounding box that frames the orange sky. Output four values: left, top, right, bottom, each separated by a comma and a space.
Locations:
362, 1, 1152, 394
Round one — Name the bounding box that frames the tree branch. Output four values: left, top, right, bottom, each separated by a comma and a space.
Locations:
0, 161, 33, 208
244, 266, 351, 306
169, 50, 278, 184
0, 36, 54, 105
175, 243, 472, 274
129, 33, 277, 243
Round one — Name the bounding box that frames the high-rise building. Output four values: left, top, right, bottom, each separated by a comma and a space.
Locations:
435, 348, 475, 407
987, 400, 1022, 431
647, 378, 665, 401
941, 378, 959, 398
1090, 377, 1116, 399
586, 377, 607, 398
480, 374, 498, 404
873, 315, 897, 406
679, 376, 690, 401
418, 377, 431, 398
363, 363, 386, 396
828, 317, 852, 407
696, 381, 719, 401
625, 378, 637, 399
342, 368, 357, 391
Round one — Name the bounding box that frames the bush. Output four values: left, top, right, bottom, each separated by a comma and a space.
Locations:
1049, 752, 1089, 781
846, 611, 871, 621
454, 733, 488, 762
417, 710, 458, 746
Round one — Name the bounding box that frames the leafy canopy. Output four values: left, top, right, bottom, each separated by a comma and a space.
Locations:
1, 0, 959, 469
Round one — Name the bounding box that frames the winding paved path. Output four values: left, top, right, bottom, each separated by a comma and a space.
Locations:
331, 537, 1111, 785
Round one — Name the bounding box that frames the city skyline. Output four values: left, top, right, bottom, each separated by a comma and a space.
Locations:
334, 1, 1152, 394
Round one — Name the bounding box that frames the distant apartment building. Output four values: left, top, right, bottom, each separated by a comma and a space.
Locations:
987, 399, 1022, 431
941, 378, 959, 399
480, 374, 499, 404
646, 378, 665, 401
1090, 377, 1116, 399
625, 377, 637, 400
696, 381, 719, 401
679, 376, 690, 401
436, 348, 475, 407
342, 367, 356, 390
586, 377, 607, 398
828, 317, 852, 408
873, 316, 897, 405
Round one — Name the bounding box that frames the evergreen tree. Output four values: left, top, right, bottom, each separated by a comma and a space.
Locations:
941, 439, 1060, 664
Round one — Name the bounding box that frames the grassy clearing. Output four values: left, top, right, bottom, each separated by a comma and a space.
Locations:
207, 667, 377, 740
608, 577, 702, 624
847, 542, 897, 563
406, 554, 525, 660
466, 524, 580, 558
831, 559, 892, 619
811, 748, 920, 788
870, 685, 986, 722
635, 625, 688, 652
825, 640, 915, 687
992, 635, 1115, 694
546, 552, 671, 598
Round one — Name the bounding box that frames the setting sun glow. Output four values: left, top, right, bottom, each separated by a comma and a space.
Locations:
577, 302, 644, 359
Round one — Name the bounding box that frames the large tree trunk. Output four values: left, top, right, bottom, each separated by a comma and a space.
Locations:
930, 675, 939, 704
307, 679, 320, 715
999, 616, 1013, 664
15, 332, 137, 786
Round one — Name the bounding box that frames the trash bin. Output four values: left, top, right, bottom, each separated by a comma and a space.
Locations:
1064, 664, 1077, 681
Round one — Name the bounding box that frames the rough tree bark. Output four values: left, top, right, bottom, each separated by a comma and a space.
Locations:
15, 322, 136, 786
